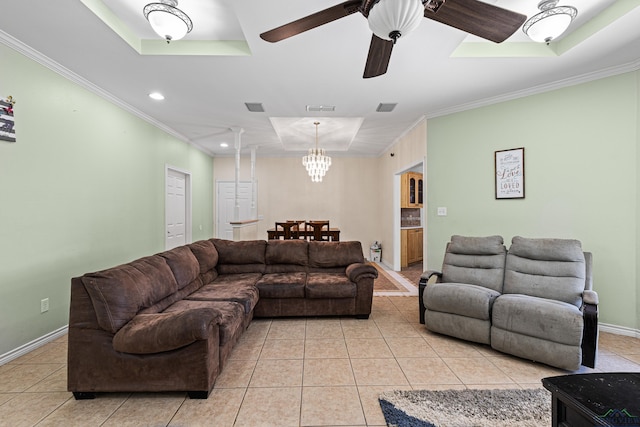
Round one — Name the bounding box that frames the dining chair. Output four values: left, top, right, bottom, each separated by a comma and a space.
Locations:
306, 220, 330, 241
274, 222, 299, 240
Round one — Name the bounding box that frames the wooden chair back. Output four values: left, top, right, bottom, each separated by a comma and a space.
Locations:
306, 220, 330, 241
275, 222, 299, 239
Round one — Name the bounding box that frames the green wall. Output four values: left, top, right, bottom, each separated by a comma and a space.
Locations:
427, 71, 639, 330
0, 44, 214, 355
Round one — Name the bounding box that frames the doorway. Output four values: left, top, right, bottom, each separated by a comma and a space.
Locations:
393, 161, 425, 271
165, 166, 192, 250
216, 181, 254, 239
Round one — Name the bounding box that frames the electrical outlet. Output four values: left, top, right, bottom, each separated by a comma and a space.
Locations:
41, 298, 49, 313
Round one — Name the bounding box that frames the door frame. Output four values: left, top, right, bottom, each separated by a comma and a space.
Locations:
393, 159, 425, 271
165, 165, 192, 249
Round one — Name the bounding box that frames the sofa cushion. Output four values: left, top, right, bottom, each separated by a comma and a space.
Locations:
186, 274, 261, 314
163, 300, 245, 347
82, 255, 178, 333
112, 308, 221, 354
306, 273, 356, 298
213, 239, 266, 265
265, 240, 308, 266
492, 294, 583, 345
504, 236, 586, 307
159, 246, 200, 290
188, 240, 219, 274
424, 282, 501, 321
256, 273, 306, 298
308, 241, 364, 269
441, 235, 506, 293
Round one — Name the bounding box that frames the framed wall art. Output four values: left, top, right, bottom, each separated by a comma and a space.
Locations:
1, 96, 16, 143
495, 147, 524, 199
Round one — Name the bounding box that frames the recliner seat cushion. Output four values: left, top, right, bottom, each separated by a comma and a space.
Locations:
424, 282, 501, 321
492, 294, 583, 345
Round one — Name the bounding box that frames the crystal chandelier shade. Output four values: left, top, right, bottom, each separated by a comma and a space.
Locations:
143, 0, 193, 43
367, 0, 424, 43
302, 122, 332, 183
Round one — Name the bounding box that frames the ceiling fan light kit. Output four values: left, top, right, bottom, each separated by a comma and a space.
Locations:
367, 0, 424, 43
143, 0, 193, 43
523, 0, 577, 44
302, 122, 332, 183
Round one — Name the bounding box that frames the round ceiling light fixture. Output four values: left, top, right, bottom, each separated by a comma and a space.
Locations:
143, 0, 193, 43
367, 0, 424, 44
523, 0, 577, 44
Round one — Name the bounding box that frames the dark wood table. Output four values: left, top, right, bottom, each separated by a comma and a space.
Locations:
267, 227, 340, 241
542, 373, 640, 427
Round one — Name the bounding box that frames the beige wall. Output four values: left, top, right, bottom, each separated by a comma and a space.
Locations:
376, 120, 427, 267
213, 156, 381, 256
212, 119, 428, 264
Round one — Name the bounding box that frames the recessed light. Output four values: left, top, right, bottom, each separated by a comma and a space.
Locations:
220, 142, 229, 148
149, 92, 165, 100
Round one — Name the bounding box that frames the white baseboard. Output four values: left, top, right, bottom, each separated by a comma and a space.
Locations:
0, 325, 68, 366
599, 322, 640, 338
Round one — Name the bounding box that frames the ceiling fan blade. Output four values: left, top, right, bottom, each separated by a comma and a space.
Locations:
363, 34, 394, 79
424, 0, 527, 43
260, 0, 362, 42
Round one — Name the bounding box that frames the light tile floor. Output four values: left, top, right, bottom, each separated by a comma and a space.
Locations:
2, 296, 640, 426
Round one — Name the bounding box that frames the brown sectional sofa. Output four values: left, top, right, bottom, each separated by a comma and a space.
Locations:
67, 238, 377, 399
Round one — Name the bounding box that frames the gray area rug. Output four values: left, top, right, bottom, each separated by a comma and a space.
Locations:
379, 388, 551, 427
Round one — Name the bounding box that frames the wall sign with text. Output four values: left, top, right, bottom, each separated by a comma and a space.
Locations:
1, 96, 16, 143
495, 147, 524, 199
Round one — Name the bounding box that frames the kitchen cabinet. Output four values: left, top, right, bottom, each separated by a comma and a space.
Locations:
401, 228, 423, 267
401, 172, 423, 208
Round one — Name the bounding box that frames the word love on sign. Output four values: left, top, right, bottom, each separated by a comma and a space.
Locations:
495, 147, 524, 199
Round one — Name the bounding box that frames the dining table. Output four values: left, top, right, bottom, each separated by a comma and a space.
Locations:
267, 224, 340, 241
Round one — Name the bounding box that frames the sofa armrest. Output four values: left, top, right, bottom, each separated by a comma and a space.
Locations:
581, 290, 599, 368
113, 308, 221, 354
346, 263, 378, 282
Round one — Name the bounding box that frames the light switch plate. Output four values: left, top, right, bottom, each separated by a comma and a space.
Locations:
437, 207, 447, 216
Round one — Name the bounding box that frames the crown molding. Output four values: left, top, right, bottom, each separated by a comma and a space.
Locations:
426, 58, 640, 119
0, 29, 209, 153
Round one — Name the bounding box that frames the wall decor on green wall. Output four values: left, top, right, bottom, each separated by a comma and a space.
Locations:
495, 147, 525, 199
1, 95, 16, 142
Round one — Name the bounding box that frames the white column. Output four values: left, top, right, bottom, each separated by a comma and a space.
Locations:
250, 147, 257, 219
231, 127, 244, 221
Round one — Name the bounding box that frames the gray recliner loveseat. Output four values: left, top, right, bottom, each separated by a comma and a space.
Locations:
419, 235, 598, 371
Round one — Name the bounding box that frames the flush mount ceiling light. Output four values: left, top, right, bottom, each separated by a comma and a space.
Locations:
302, 122, 332, 183
367, 0, 424, 44
523, 0, 577, 44
143, 0, 193, 43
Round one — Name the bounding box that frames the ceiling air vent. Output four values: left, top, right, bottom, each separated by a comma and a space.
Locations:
306, 105, 336, 112
245, 102, 265, 112
376, 103, 397, 112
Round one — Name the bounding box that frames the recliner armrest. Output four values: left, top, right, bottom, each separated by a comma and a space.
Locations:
583, 289, 598, 305
420, 270, 442, 285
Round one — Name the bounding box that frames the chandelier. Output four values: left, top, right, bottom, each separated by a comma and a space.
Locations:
523, 0, 577, 44
302, 122, 332, 183
143, 0, 193, 43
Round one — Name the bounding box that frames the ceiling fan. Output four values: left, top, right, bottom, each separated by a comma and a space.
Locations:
260, 0, 527, 78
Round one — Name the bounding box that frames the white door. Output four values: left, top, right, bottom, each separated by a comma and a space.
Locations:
166, 168, 190, 249
216, 181, 253, 239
